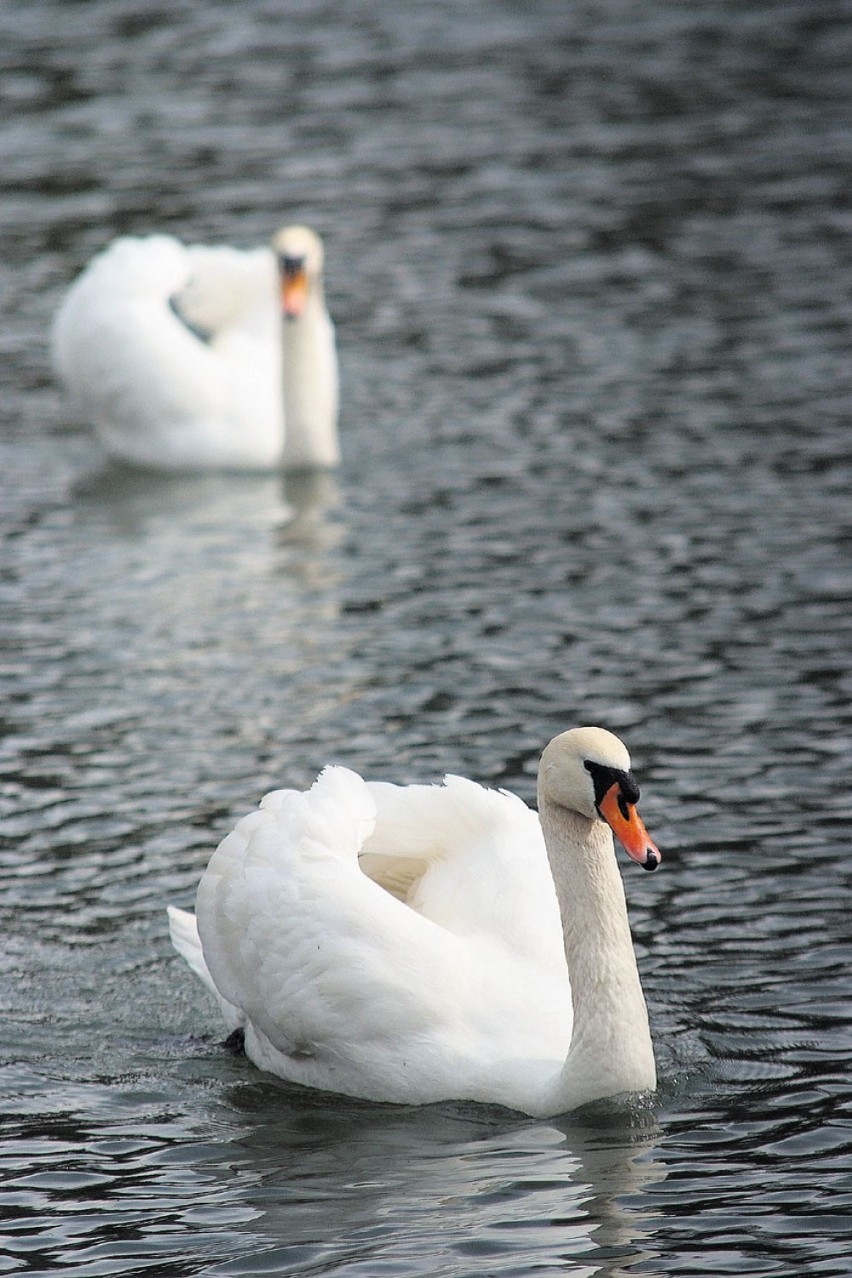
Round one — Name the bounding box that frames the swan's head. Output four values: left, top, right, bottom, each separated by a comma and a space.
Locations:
271, 225, 326, 319
538, 727, 661, 871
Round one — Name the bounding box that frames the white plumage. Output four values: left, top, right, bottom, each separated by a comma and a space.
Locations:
52, 225, 338, 471
169, 727, 662, 1117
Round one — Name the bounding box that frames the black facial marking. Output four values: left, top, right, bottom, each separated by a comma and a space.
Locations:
279, 254, 305, 277
584, 759, 641, 812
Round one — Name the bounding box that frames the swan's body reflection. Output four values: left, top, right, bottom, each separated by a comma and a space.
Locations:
185, 1077, 665, 1275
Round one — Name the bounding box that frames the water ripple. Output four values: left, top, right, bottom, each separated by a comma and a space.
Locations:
2, 0, 851, 1274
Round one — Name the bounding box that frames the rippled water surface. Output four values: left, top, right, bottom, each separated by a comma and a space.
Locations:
2, 0, 851, 1273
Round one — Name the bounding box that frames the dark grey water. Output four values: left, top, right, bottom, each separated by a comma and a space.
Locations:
2, 0, 851, 1273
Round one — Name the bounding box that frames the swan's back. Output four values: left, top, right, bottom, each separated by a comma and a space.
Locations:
52, 235, 284, 469
186, 766, 572, 1106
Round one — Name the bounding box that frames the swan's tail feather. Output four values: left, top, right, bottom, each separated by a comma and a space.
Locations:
167, 905, 244, 1033
168, 905, 209, 983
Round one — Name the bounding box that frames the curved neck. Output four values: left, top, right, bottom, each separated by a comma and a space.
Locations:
281, 289, 339, 469
537, 796, 656, 1113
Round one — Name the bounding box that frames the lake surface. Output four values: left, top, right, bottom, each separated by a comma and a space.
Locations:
2, 0, 851, 1273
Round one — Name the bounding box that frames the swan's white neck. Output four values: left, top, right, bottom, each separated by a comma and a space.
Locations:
536, 796, 656, 1115
281, 287, 339, 469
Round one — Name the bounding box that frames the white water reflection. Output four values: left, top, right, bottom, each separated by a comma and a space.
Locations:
205, 1099, 666, 1276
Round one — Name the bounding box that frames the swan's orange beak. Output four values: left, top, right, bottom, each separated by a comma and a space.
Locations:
599, 783, 661, 871
281, 263, 308, 319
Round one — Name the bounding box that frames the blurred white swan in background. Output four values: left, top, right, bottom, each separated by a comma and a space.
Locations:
52, 225, 338, 471
168, 726, 662, 1118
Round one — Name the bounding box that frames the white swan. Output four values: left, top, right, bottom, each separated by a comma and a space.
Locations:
168, 727, 661, 1117
52, 225, 338, 471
